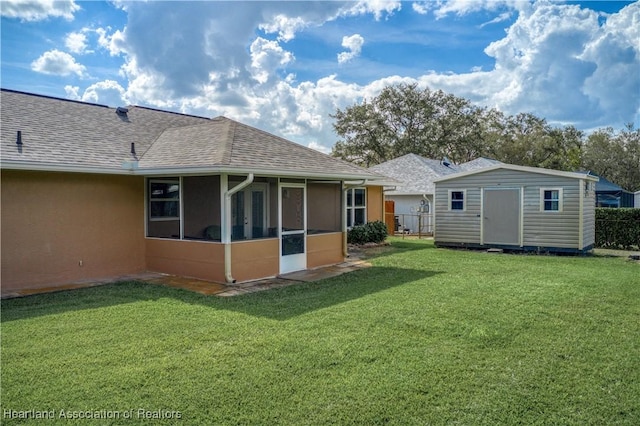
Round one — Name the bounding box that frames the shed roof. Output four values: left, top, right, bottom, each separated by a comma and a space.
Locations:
1, 89, 382, 180
433, 163, 598, 183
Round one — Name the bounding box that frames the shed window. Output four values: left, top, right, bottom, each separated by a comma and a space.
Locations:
541, 188, 563, 212
449, 190, 465, 211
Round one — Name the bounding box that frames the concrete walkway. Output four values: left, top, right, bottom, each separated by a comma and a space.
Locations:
141, 257, 371, 297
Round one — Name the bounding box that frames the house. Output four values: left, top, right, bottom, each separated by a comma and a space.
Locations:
0, 89, 386, 296
433, 164, 598, 254
636, 191, 640, 208
582, 172, 635, 208
369, 153, 501, 233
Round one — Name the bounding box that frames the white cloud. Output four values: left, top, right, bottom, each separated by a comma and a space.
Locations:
412, 1, 640, 130
80, 80, 127, 106
0, 0, 80, 21
308, 141, 331, 154
100, 28, 127, 56
412, 2, 432, 15
479, 11, 513, 28
64, 85, 80, 100
338, 34, 364, 64
31, 49, 86, 77
432, 0, 530, 19
259, 15, 307, 42
62, 0, 638, 154
250, 37, 294, 84
344, 0, 402, 20
65, 31, 88, 54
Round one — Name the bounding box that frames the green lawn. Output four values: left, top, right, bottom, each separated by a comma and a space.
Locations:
2, 239, 639, 425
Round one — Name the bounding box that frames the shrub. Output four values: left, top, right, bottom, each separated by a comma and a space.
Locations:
348, 220, 388, 245
595, 208, 640, 249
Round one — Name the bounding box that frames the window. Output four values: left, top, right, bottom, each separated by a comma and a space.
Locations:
147, 178, 180, 239
149, 179, 180, 220
346, 188, 366, 228
449, 190, 465, 211
541, 188, 563, 212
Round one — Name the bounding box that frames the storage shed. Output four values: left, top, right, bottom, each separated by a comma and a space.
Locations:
433, 164, 598, 254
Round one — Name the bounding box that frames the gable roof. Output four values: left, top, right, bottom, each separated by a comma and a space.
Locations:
1, 89, 381, 180
433, 163, 599, 183
368, 153, 502, 195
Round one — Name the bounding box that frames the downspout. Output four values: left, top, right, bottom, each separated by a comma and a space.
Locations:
223, 173, 254, 283
342, 180, 367, 258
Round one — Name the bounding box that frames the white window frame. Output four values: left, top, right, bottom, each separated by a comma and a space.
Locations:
448, 189, 466, 211
148, 178, 180, 221
346, 187, 367, 228
540, 187, 563, 212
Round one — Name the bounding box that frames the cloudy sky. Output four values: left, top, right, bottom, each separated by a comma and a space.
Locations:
1, 1, 638, 153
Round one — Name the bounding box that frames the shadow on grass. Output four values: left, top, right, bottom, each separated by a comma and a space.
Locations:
351, 237, 435, 262
1, 266, 441, 322
216, 266, 440, 320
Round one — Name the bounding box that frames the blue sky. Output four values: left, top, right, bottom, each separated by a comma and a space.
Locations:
1, 1, 638, 153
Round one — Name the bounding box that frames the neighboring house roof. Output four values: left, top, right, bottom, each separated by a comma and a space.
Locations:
434, 163, 599, 182
579, 171, 632, 193
459, 157, 503, 171
1, 89, 382, 180
369, 153, 502, 195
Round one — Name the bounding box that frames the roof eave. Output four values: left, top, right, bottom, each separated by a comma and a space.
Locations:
0, 160, 136, 175
1, 161, 385, 182
433, 164, 600, 183
140, 165, 383, 181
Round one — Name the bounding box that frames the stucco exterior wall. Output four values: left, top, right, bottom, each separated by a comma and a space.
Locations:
307, 232, 344, 269
1, 170, 146, 293
145, 238, 226, 282
231, 238, 279, 282
366, 185, 384, 222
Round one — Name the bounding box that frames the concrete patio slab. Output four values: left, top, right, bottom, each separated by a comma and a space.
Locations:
2, 257, 372, 299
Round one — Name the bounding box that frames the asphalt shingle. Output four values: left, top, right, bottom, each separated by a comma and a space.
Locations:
369, 153, 502, 195
1, 89, 381, 180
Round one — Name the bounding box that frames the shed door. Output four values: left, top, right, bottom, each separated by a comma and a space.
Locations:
483, 188, 520, 246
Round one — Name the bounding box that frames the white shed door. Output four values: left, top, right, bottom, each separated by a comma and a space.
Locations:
483, 188, 520, 246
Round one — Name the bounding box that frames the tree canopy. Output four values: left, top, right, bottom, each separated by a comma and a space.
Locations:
331, 83, 640, 191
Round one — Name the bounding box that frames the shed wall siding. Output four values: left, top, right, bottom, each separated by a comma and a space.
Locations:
435, 169, 590, 250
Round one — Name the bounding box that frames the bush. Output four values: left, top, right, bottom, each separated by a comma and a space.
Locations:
348, 220, 388, 245
595, 208, 640, 249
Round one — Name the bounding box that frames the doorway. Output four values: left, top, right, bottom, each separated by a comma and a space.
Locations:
279, 184, 306, 274
483, 188, 521, 246
231, 183, 268, 240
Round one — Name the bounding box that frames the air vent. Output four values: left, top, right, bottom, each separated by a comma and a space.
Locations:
116, 106, 129, 116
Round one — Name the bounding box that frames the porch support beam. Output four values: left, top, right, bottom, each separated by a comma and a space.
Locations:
222, 173, 254, 283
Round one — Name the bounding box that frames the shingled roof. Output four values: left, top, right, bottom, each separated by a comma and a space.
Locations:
369, 153, 502, 195
1, 89, 381, 180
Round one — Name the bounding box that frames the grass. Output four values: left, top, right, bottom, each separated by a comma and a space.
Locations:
2, 239, 639, 425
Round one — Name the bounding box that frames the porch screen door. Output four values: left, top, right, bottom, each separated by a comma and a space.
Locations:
280, 184, 306, 274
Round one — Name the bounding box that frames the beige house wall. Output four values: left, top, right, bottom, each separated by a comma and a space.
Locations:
145, 238, 226, 282
230, 238, 279, 282
307, 232, 344, 269
1, 170, 146, 294
367, 185, 384, 222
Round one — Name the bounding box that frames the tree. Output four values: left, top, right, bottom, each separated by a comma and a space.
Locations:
331, 83, 489, 166
331, 83, 639, 192
582, 125, 640, 191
